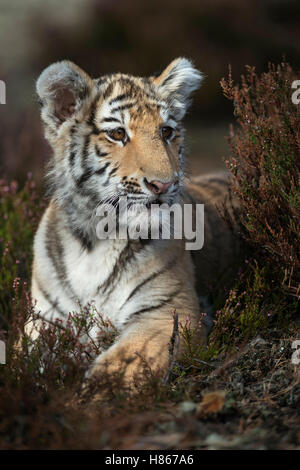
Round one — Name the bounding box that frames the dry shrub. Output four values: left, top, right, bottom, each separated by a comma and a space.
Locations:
196, 62, 300, 356
0, 283, 172, 449
220, 61, 300, 297
0, 176, 46, 329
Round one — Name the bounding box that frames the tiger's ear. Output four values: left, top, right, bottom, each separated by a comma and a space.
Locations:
152, 58, 203, 119
36, 61, 94, 127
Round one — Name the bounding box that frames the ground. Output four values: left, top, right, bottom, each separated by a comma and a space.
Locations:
81, 325, 300, 450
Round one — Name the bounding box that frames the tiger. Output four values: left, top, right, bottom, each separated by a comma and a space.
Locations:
26, 57, 240, 388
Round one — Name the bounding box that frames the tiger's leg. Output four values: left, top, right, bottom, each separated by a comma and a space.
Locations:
86, 302, 205, 390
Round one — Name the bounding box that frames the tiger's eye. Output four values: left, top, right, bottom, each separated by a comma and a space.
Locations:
108, 127, 126, 142
161, 126, 174, 141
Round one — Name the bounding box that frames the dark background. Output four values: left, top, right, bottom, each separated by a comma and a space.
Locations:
0, 0, 300, 182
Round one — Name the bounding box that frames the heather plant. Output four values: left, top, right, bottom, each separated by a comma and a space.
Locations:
176, 62, 300, 367
198, 61, 300, 354
208, 261, 297, 353
0, 176, 45, 329
220, 61, 300, 297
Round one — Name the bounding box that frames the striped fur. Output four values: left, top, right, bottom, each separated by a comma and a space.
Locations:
28, 58, 239, 386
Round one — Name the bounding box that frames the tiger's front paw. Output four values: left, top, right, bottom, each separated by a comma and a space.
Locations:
82, 342, 169, 402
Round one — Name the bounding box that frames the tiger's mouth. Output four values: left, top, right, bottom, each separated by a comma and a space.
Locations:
100, 191, 179, 213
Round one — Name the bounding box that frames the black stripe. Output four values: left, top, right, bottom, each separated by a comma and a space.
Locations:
78, 84, 89, 101
95, 146, 108, 158
98, 239, 150, 296
45, 212, 76, 299
108, 166, 118, 177
131, 288, 181, 317
102, 117, 121, 123
87, 95, 100, 127
37, 281, 66, 318
69, 126, 77, 168
129, 258, 178, 302
81, 135, 91, 166
94, 162, 110, 176
76, 162, 110, 187
76, 168, 94, 187
87, 94, 102, 134
69, 150, 76, 167
122, 256, 178, 308
96, 77, 110, 88
111, 103, 135, 113
91, 125, 101, 135
99, 241, 130, 295
103, 81, 116, 100
161, 71, 176, 88
72, 226, 93, 251
109, 93, 129, 105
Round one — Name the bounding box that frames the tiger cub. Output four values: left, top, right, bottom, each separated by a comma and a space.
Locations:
27, 58, 238, 386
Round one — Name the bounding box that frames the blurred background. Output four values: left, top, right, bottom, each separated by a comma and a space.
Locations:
0, 0, 300, 184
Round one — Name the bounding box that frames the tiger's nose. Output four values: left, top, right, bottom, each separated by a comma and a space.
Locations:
145, 179, 173, 195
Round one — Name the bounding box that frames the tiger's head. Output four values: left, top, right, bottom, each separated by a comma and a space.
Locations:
37, 58, 202, 245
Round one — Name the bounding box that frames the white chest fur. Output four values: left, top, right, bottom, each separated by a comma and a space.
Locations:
33, 208, 171, 333
61, 235, 153, 328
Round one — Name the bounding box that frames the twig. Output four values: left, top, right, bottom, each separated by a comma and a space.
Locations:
162, 311, 180, 385
192, 358, 219, 368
